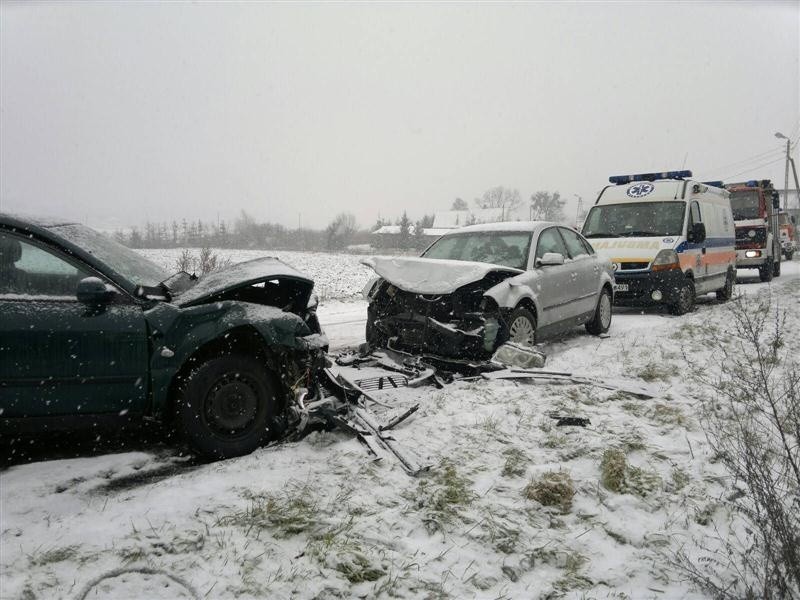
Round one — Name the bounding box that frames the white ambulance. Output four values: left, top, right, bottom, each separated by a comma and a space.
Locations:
581, 170, 736, 315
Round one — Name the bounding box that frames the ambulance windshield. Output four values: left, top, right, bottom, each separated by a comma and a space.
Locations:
582, 201, 686, 238
729, 191, 761, 220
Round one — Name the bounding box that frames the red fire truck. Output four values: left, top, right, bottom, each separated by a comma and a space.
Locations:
726, 180, 781, 282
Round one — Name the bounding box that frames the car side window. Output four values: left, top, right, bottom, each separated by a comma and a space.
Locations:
535, 227, 569, 261
558, 227, 590, 259
0, 232, 92, 297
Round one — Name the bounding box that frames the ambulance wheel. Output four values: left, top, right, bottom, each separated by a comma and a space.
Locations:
773, 259, 781, 277
715, 269, 735, 302
507, 307, 537, 347
585, 287, 612, 335
669, 279, 695, 315
759, 261, 773, 282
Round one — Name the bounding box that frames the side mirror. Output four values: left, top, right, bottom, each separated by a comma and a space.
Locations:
688, 222, 706, 244
792, 216, 797, 225
773, 197, 780, 209
77, 277, 114, 305
536, 252, 565, 267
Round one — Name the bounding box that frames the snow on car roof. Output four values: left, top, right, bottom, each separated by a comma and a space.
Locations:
444, 220, 555, 234
0, 211, 78, 229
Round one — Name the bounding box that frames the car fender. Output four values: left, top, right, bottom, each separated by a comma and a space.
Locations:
145, 301, 325, 415
484, 273, 543, 319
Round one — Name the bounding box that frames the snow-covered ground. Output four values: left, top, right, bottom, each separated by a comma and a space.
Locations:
136, 248, 376, 301
1, 257, 798, 599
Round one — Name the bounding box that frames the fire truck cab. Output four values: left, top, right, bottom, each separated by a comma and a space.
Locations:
726, 180, 782, 282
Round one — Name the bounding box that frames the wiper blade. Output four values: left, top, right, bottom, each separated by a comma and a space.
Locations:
584, 233, 621, 238
619, 231, 660, 237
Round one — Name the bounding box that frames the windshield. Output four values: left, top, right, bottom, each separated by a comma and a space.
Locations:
422, 231, 531, 269
729, 191, 762, 220
582, 201, 686, 238
49, 223, 169, 287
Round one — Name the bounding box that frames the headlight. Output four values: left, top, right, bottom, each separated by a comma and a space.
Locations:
651, 249, 680, 272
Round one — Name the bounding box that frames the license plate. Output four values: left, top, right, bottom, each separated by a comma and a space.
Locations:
613, 283, 629, 292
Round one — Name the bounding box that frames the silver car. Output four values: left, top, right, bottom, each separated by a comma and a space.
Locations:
362, 221, 615, 358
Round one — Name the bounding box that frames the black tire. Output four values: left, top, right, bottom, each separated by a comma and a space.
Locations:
773, 258, 781, 277
715, 268, 735, 302
506, 306, 537, 347
759, 261, 773, 282
585, 287, 612, 335
177, 355, 278, 460
786, 251, 794, 261
669, 279, 695, 315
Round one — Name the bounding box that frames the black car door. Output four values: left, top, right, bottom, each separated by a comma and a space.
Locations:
0, 232, 150, 419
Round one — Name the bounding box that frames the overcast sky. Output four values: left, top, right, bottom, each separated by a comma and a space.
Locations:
1, 1, 798, 231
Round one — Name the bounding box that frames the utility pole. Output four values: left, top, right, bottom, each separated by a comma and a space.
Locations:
574, 194, 583, 229
776, 132, 792, 210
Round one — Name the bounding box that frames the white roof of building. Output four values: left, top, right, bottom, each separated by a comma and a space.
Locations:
432, 208, 507, 229
446, 220, 554, 234
372, 224, 416, 235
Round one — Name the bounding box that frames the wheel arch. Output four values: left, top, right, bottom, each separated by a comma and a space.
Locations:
155, 325, 276, 422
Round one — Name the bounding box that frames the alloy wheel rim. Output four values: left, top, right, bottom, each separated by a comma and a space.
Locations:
510, 316, 535, 345
599, 294, 612, 328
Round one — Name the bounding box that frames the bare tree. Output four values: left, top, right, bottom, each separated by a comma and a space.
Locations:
325, 212, 358, 251
475, 186, 521, 216
451, 197, 468, 210
529, 191, 566, 222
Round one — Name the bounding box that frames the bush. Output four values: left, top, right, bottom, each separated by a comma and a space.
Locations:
174, 247, 232, 276
523, 471, 575, 513
676, 294, 800, 599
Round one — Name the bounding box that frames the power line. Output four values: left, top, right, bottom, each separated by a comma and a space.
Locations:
701, 146, 784, 175
715, 155, 786, 182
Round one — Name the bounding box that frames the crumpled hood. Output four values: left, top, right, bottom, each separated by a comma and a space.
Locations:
175, 257, 313, 307
361, 256, 522, 295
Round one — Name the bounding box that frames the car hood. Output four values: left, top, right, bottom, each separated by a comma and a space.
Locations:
175, 257, 313, 307
361, 256, 523, 295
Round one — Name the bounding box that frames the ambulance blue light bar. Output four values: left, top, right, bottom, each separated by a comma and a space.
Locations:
609, 170, 692, 185
702, 181, 724, 188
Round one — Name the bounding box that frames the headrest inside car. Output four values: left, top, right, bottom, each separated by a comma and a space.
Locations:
0, 234, 23, 265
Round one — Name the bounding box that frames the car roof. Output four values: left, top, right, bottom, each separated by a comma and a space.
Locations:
443, 220, 558, 234
0, 211, 79, 230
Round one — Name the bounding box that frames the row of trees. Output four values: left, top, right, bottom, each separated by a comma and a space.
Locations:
451, 186, 570, 222
116, 187, 573, 251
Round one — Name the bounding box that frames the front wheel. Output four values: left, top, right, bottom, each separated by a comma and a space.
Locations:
177, 355, 278, 460
506, 307, 537, 347
669, 279, 695, 315
759, 261, 774, 282
715, 268, 735, 302
585, 288, 612, 335
773, 258, 781, 277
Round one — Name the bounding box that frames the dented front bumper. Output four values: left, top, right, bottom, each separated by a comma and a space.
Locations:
374, 312, 501, 358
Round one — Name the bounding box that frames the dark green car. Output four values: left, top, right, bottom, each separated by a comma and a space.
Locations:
0, 213, 327, 459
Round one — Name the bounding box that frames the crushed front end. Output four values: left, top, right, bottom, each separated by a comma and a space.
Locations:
365, 276, 506, 358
